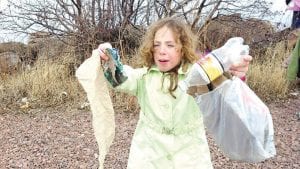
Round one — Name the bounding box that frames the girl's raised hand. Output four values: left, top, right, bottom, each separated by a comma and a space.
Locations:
98, 43, 112, 61
229, 55, 253, 78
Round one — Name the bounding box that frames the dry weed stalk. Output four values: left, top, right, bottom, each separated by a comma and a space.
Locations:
247, 42, 289, 102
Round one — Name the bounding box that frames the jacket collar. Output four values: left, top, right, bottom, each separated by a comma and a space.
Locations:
148, 64, 191, 75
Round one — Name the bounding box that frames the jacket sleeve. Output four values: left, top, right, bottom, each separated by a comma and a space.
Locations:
114, 65, 147, 96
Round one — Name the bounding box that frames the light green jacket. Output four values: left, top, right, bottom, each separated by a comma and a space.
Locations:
116, 65, 213, 169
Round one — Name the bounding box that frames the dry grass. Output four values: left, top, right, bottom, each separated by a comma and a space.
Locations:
0, 40, 291, 111
0, 48, 85, 108
247, 41, 290, 102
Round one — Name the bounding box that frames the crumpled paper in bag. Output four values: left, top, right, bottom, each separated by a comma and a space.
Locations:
75, 50, 115, 169
195, 77, 276, 162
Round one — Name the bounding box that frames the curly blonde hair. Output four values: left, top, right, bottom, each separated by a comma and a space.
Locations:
138, 17, 199, 98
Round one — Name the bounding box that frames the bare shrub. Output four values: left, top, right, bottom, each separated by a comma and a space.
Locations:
26, 33, 69, 65
0, 42, 27, 73
118, 25, 144, 55
198, 14, 274, 50
0, 52, 22, 74
0, 42, 26, 54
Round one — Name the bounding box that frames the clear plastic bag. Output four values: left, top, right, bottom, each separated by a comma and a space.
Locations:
195, 77, 276, 162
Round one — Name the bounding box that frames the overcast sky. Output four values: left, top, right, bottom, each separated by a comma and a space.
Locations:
270, 0, 286, 11
268, 0, 293, 28
0, 0, 7, 10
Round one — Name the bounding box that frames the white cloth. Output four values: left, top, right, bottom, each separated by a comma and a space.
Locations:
76, 50, 115, 169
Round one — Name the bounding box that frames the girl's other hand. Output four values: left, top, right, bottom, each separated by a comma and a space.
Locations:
229, 55, 253, 78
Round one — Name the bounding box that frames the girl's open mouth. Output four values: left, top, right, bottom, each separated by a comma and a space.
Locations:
159, 59, 169, 63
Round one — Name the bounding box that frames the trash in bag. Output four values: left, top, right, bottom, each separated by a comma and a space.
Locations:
195, 77, 276, 162
179, 37, 249, 92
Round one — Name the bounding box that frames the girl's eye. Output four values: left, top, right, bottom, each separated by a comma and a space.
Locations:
168, 44, 174, 47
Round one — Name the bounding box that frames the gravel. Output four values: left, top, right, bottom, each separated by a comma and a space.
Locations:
0, 95, 299, 169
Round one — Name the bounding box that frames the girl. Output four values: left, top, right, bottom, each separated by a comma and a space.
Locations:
99, 17, 252, 169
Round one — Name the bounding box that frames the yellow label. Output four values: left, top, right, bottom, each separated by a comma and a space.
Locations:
198, 56, 223, 81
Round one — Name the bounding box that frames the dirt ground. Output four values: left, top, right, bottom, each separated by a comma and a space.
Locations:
0, 92, 299, 169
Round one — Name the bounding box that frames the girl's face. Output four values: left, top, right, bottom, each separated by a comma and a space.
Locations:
153, 26, 182, 72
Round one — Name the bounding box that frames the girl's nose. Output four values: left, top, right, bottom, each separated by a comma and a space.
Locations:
159, 45, 167, 54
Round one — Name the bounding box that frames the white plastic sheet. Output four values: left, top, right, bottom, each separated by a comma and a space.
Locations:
75, 50, 115, 169
196, 77, 276, 162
